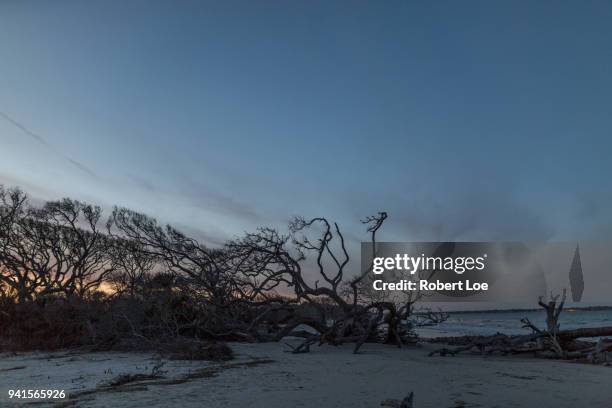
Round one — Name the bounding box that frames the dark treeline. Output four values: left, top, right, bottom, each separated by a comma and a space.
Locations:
0, 185, 440, 356
2, 185, 609, 364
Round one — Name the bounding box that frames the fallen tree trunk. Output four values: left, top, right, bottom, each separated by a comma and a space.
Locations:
429, 329, 612, 359
429, 291, 612, 364
557, 326, 612, 340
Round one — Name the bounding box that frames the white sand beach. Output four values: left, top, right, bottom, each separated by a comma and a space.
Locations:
1, 341, 611, 408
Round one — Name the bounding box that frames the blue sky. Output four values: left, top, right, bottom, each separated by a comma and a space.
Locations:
1, 1, 612, 247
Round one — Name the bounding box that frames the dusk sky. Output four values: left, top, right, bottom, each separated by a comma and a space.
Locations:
2, 1, 612, 248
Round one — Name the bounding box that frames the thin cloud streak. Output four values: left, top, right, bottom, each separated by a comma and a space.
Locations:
0, 110, 97, 178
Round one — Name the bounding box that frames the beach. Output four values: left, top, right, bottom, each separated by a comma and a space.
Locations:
1, 341, 611, 408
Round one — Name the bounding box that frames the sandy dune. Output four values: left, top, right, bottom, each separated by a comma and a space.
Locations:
1, 341, 611, 407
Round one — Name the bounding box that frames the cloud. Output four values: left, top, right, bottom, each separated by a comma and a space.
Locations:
0, 111, 97, 178
176, 175, 266, 224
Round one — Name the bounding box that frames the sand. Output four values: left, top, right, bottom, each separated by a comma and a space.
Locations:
1, 340, 611, 407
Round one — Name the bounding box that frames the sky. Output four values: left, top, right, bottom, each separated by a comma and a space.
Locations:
1, 0, 612, 263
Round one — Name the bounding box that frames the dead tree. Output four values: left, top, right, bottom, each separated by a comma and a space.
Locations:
289, 214, 389, 352
227, 212, 425, 353
521, 289, 566, 357
353, 219, 449, 345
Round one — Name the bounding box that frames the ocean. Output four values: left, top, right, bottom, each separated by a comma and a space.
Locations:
417, 307, 612, 337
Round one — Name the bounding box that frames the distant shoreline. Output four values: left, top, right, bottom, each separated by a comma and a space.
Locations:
443, 305, 612, 314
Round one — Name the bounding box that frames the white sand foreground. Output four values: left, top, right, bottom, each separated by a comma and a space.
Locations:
1, 341, 611, 407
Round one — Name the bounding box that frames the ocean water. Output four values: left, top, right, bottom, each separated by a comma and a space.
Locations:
417, 308, 612, 338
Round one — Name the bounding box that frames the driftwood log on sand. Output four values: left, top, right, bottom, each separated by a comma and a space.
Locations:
429, 290, 612, 364
381, 391, 414, 408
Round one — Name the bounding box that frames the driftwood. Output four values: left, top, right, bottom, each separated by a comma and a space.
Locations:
429, 290, 612, 364
106, 362, 166, 387
226, 212, 445, 354
557, 326, 612, 340
381, 391, 414, 408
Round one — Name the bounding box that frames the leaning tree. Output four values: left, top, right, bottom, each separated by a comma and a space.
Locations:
226, 212, 442, 353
